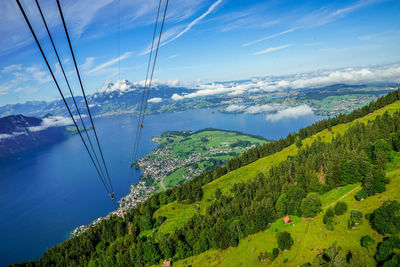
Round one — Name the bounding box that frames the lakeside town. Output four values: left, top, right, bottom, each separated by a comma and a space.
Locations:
136, 137, 244, 182
71, 181, 156, 237
71, 129, 266, 237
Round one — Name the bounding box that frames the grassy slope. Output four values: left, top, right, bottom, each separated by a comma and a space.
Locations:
153, 202, 200, 236
159, 130, 267, 188
154, 101, 400, 237
176, 169, 400, 267
161, 130, 266, 159
168, 100, 400, 266
164, 168, 186, 188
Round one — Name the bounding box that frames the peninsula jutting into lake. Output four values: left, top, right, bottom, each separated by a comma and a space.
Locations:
71, 128, 269, 236
2, 0, 400, 265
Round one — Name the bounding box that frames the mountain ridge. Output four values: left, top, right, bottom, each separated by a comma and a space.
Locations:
0, 114, 74, 159
0, 82, 396, 119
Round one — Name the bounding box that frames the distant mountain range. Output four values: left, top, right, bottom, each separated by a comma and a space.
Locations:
0, 79, 398, 119
0, 114, 74, 159
0, 80, 194, 118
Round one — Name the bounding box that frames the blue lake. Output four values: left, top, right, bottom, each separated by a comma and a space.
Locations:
0, 108, 325, 266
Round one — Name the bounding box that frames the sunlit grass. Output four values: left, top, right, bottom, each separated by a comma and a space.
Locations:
156, 100, 400, 243
153, 202, 199, 235
175, 169, 400, 266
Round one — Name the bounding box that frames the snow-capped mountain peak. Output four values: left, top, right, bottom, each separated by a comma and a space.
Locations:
99, 79, 136, 94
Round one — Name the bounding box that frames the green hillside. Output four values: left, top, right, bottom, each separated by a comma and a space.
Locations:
154, 99, 400, 237
18, 89, 400, 267
135, 128, 268, 190
170, 99, 400, 266
174, 167, 400, 266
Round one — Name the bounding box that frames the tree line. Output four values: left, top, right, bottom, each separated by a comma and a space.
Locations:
14, 88, 400, 266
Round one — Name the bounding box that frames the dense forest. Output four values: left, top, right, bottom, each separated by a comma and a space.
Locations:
14, 89, 400, 267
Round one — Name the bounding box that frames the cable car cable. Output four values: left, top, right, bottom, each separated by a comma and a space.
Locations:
16, 0, 113, 197
133, 0, 169, 162
56, 0, 115, 197
131, 0, 162, 164
35, 0, 108, 184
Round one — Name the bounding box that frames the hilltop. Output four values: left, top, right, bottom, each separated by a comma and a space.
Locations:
16, 88, 400, 266
135, 128, 268, 190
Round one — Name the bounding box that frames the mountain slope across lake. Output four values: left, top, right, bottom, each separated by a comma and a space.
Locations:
0, 114, 74, 159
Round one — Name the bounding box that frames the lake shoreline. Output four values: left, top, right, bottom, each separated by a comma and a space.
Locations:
71, 127, 269, 237
0, 108, 325, 266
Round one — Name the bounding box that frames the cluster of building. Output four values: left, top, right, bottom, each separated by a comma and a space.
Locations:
71, 181, 156, 237
182, 165, 204, 179
137, 144, 233, 182
219, 98, 244, 105
71, 134, 255, 238
322, 95, 376, 115
119, 181, 156, 211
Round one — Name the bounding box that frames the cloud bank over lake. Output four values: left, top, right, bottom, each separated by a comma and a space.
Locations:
266, 105, 314, 122
170, 64, 400, 101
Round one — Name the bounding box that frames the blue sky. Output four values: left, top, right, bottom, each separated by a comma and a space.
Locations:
0, 0, 399, 105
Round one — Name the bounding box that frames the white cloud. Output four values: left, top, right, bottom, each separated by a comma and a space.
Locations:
63, 58, 71, 64
213, 3, 281, 32
14, 87, 29, 93
163, 0, 222, 44
63, 0, 114, 38
266, 105, 314, 121
0, 132, 26, 140
0, 0, 117, 55
157, 79, 183, 87
136, 79, 183, 88
28, 116, 73, 132
172, 82, 254, 100
0, 133, 14, 140
283, 65, 400, 89
99, 79, 183, 94
125, 0, 209, 26
143, 0, 223, 55
297, 0, 385, 28
167, 54, 179, 59
100, 79, 135, 93
80, 57, 96, 71
171, 93, 185, 101
25, 65, 52, 84
225, 104, 245, 112
169, 64, 400, 101
0, 64, 54, 96
148, 97, 162, 103
228, 90, 245, 96
253, 44, 292, 55
243, 28, 298, 47
246, 103, 285, 114
88, 52, 132, 74
357, 35, 375, 41
0, 84, 11, 96
2, 64, 22, 73
225, 103, 287, 114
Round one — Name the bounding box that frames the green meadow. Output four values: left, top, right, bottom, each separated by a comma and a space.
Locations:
155, 101, 400, 234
